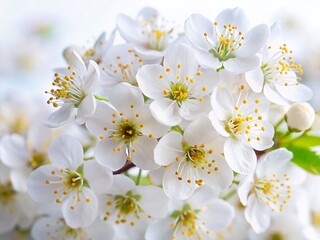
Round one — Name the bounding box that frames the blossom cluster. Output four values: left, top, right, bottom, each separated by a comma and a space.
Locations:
1, 6, 320, 240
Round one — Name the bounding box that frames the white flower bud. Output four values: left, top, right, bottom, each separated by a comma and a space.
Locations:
285, 103, 315, 132
311, 112, 320, 132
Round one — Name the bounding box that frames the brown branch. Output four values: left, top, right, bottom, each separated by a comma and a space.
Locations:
113, 161, 135, 175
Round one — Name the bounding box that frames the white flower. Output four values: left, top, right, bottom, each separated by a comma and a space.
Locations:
86, 83, 168, 171
45, 51, 100, 128
238, 148, 306, 233
27, 135, 113, 228
116, 7, 176, 59
185, 8, 269, 73
31, 216, 114, 240
245, 24, 312, 105
145, 186, 234, 240
285, 102, 315, 132
0, 124, 54, 192
98, 175, 169, 240
154, 116, 233, 200
0, 162, 37, 234
137, 44, 219, 126
100, 44, 160, 89
248, 212, 316, 240
209, 85, 274, 174
63, 31, 115, 66
0, 93, 48, 136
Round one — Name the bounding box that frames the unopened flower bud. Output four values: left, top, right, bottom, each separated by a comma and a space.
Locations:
311, 112, 320, 132
285, 103, 315, 132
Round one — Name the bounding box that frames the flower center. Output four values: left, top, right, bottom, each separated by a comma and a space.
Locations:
207, 23, 244, 62
115, 119, 141, 144
0, 181, 15, 205
311, 212, 320, 228
64, 226, 84, 238
226, 117, 245, 137
147, 28, 169, 51
261, 44, 303, 86
185, 147, 206, 164
115, 191, 142, 216
63, 169, 85, 192
84, 48, 96, 58
168, 83, 189, 105
268, 232, 285, 240
171, 204, 200, 237
254, 174, 291, 212
45, 66, 86, 108
29, 151, 47, 169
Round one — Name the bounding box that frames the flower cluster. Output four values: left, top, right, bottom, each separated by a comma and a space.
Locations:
1, 6, 320, 240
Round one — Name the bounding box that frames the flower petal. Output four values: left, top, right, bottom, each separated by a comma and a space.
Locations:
27, 165, 63, 203
84, 219, 115, 240
215, 7, 249, 33
76, 94, 96, 124
150, 98, 182, 126
275, 83, 313, 103
136, 64, 171, 99
10, 168, 31, 193
48, 135, 83, 169
108, 83, 144, 116
199, 154, 233, 191
83, 160, 113, 194
198, 199, 234, 231
138, 106, 169, 138
154, 131, 184, 166
0, 203, 19, 234
245, 120, 274, 151
224, 138, 256, 174
163, 161, 197, 200
244, 194, 271, 233
0, 134, 28, 168
131, 136, 160, 170
68, 51, 87, 77
106, 175, 135, 195
183, 115, 219, 146
83, 60, 100, 93
62, 188, 98, 228
190, 68, 219, 97
95, 138, 127, 171
135, 186, 169, 218
264, 83, 289, 105
211, 87, 234, 120
245, 67, 264, 93
45, 103, 74, 128
164, 44, 198, 82
223, 56, 260, 74
195, 50, 222, 69
236, 24, 269, 58
145, 217, 175, 240
238, 173, 254, 205
179, 97, 211, 121
31, 216, 64, 240
86, 101, 119, 137
208, 111, 229, 137
185, 14, 214, 51
116, 14, 144, 45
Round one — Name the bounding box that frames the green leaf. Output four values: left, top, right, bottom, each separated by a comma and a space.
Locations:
287, 145, 320, 175
289, 135, 320, 148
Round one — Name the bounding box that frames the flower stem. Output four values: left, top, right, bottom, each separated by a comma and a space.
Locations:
136, 169, 142, 185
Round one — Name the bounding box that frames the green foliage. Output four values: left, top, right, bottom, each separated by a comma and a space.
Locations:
285, 135, 320, 175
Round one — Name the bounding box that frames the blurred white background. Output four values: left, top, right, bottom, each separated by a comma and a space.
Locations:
0, 0, 319, 109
